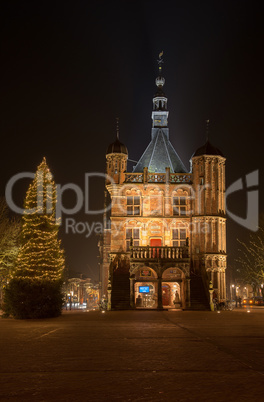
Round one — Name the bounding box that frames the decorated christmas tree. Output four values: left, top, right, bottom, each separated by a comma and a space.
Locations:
16, 157, 64, 280
3, 158, 65, 318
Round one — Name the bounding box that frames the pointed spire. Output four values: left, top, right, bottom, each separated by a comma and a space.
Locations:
116, 117, 120, 140
206, 119, 210, 142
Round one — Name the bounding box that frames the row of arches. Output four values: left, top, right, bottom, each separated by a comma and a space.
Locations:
130, 265, 187, 309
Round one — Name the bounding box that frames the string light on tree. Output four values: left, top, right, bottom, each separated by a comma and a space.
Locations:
16, 157, 65, 281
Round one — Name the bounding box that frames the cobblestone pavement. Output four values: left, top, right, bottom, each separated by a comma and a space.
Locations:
1, 308, 264, 401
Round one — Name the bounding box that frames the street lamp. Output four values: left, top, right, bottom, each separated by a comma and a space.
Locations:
70, 291, 73, 310
244, 286, 248, 298
67, 293, 71, 310
231, 284, 234, 300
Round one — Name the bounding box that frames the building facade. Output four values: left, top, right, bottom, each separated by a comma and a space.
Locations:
99, 58, 227, 310
63, 277, 99, 308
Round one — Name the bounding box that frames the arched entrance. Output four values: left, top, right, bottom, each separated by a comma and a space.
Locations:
162, 267, 185, 309
131, 265, 187, 310
162, 284, 170, 305
133, 266, 158, 309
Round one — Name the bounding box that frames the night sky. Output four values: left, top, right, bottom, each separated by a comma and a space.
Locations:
1, 1, 263, 281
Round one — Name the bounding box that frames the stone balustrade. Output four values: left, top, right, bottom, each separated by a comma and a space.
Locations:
124, 171, 192, 184
130, 246, 189, 260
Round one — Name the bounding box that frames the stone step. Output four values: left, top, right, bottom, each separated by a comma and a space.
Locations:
190, 275, 210, 310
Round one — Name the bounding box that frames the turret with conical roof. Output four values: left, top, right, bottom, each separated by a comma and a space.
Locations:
192, 120, 224, 158
106, 138, 128, 156
106, 119, 128, 184
193, 140, 224, 158
191, 121, 226, 217
190, 121, 226, 297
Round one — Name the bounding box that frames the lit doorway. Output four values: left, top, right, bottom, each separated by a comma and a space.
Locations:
162, 284, 170, 305
150, 238, 162, 258
135, 282, 157, 308
162, 282, 181, 308
150, 238, 162, 247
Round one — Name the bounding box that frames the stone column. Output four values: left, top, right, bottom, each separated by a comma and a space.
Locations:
223, 269, 226, 300
220, 271, 226, 301
186, 278, 191, 308
129, 277, 135, 309
107, 279, 112, 311
219, 271, 222, 300
222, 163, 225, 211
217, 270, 221, 300
157, 276, 163, 310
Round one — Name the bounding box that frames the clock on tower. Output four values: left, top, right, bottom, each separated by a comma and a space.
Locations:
154, 115, 167, 127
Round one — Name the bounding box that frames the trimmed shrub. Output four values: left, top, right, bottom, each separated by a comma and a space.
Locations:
3, 278, 64, 319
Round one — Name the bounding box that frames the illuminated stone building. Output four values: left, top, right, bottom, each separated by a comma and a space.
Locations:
99, 57, 227, 310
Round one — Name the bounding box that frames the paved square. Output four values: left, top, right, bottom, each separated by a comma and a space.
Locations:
1, 308, 264, 401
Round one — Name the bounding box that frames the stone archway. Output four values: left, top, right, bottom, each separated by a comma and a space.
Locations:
161, 267, 186, 309
130, 263, 189, 310
131, 265, 158, 309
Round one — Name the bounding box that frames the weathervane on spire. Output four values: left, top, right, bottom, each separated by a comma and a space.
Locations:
157, 51, 164, 74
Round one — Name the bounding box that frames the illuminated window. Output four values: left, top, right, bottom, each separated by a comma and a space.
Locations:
172, 228, 187, 247
126, 228, 140, 251
127, 196, 140, 215
173, 197, 187, 216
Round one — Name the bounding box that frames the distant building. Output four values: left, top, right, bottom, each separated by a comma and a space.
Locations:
99, 56, 227, 310
63, 277, 99, 307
